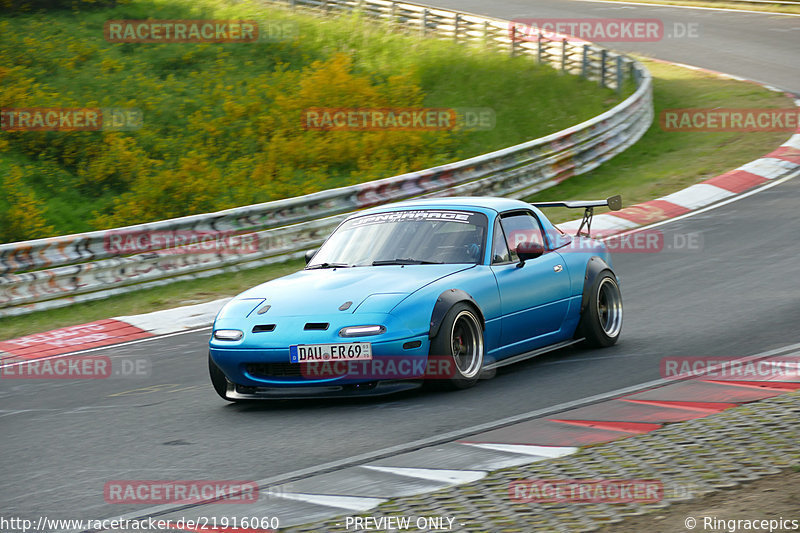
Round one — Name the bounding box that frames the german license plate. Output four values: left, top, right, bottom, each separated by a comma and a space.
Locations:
289, 343, 373, 363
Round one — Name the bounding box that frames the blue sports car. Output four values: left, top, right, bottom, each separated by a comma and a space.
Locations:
209, 196, 623, 400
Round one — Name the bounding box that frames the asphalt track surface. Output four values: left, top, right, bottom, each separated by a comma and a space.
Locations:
2, 0, 799, 523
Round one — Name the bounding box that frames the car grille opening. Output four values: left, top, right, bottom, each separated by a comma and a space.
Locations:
252, 324, 276, 333
304, 322, 329, 331
246, 363, 303, 380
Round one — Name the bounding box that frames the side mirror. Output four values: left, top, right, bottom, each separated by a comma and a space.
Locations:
516, 241, 545, 267
304, 248, 318, 265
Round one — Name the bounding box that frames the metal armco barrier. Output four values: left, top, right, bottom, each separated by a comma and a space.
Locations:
0, 0, 653, 317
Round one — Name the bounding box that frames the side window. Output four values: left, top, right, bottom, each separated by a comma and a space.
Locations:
499, 212, 545, 260
491, 219, 511, 264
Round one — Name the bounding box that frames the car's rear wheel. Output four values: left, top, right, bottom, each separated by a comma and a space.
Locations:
428, 303, 485, 390
578, 271, 622, 347
208, 354, 236, 402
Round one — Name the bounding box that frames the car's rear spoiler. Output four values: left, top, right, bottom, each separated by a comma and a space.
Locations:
532, 195, 622, 237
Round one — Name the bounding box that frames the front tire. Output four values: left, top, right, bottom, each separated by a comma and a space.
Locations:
209, 354, 236, 402
428, 303, 485, 390
578, 271, 622, 347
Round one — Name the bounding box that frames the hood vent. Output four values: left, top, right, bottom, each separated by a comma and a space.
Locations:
304, 322, 329, 331
252, 324, 276, 333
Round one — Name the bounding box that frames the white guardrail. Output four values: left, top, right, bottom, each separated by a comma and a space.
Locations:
0, 0, 653, 317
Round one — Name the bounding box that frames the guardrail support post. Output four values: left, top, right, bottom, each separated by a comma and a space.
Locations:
421, 9, 428, 36
581, 44, 589, 79
537, 33, 543, 64
599, 48, 607, 88
561, 38, 567, 73
454, 13, 460, 41
510, 25, 517, 56
616, 55, 624, 94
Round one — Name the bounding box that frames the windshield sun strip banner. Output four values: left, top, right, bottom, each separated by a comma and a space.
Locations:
348, 210, 484, 228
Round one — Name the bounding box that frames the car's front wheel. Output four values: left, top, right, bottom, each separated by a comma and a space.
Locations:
578, 271, 623, 347
428, 303, 485, 390
208, 354, 236, 402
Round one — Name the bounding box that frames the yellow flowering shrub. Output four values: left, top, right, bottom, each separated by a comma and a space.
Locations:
93, 53, 455, 227
0, 166, 55, 242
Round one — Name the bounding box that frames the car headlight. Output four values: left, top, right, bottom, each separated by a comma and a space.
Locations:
339, 325, 386, 337
213, 329, 244, 341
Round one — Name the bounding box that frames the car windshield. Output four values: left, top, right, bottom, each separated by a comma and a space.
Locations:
307, 209, 488, 268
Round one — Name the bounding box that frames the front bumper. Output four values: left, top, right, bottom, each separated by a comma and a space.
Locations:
209, 333, 432, 392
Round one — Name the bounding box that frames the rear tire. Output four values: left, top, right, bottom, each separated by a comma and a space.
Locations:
578, 271, 622, 347
208, 354, 236, 402
427, 303, 485, 390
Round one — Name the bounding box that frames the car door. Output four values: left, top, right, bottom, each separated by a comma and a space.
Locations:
490, 211, 572, 353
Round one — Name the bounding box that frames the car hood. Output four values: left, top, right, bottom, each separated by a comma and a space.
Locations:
230, 264, 475, 317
